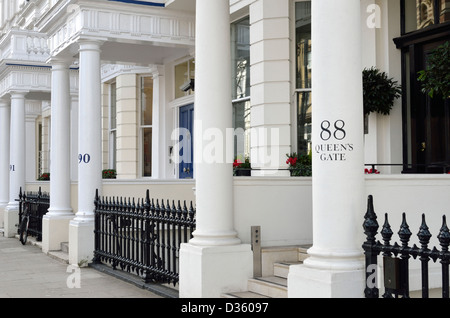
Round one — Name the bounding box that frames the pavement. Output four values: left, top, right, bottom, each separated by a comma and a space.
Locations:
0, 234, 177, 298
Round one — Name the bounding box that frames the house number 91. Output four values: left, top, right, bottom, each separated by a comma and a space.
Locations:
78, 154, 91, 164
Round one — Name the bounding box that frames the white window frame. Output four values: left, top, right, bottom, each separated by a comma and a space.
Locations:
292, 0, 312, 156
139, 75, 154, 178
108, 81, 117, 170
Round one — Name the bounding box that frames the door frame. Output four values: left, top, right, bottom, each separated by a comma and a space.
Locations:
178, 103, 194, 179
394, 22, 450, 173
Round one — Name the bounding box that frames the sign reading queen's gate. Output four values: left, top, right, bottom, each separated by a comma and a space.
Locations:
315, 119, 355, 162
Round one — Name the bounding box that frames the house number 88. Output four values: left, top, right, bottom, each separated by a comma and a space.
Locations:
320, 120, 347, 141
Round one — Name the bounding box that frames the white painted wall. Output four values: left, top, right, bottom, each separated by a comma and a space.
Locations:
234, 177, 313, 247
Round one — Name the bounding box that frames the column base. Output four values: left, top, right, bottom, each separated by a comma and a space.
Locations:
0, 202, 7, 229
288, 264, 365, 298
179, 243, 253, 298
3, 204, 19, 238
68, 219, 94, 267
42, 213, 74, 253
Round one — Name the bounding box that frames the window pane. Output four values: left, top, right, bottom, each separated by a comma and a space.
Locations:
142, 128, 152, 177
110, 82, 117, 129
175, 59, 195, 99
110, 130, 116, 170
231, 17, 250, 100
440, 0, 450, 23
296, 1, 312, 90
404, 0, 440, 33
141, 77, 153, 126
297, 92, 312, 156
233, 100, 251, 160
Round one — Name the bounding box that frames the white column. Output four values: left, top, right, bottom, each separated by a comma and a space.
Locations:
288, 0, 366, 298
70, 94, 79, 182
4, 91, 27, 238
179, 0, 252, 298
69, 39, 103, 266
43, 59, 74, 253
0, 100, 10, 228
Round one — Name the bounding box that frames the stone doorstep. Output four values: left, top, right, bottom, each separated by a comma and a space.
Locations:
47, 241, 69, 264
222, 245, 309, 298
222, 268, 290, 299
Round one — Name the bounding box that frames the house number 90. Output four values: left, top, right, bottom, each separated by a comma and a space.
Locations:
78, 154, 91, 164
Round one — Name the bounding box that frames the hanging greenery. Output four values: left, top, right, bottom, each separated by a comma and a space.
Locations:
363, 67, 402, 116
417, 41, 450, 100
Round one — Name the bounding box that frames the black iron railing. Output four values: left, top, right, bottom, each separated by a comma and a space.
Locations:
363, 195, 450, 298
365, 163, 450, 174
17, 187, 49, 241
93, 189, 196, 286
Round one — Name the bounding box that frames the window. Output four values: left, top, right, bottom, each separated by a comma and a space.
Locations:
232, 17, 250, 100
403, 0, 450, 34
109, 82, 117, 170
231, 17, 251, 160
175, 58, 195, 99
233, 100, 251, 159
140, 76, 153, 177
295, 1, 312, 156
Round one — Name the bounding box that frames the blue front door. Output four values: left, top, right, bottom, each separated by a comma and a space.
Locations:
179, 104, 194, 179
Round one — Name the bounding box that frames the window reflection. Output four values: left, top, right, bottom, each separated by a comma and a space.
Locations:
404, 0, 450, 33
233, 99, 251, 160
295, 1, 312, 156
141, 76, 153, 177
297, 92, 312, 156
231, 17, 250, 100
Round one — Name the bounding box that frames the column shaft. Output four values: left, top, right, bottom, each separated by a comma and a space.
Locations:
288, 0, 365, 298
0, 100, 10, 208
179, 0, 253, 297
48, 60, 73, 215
0, 100, 10, 229
75, 40, 102, 221
4, 92, 27, 237
190, 0, 239, 246
8, 92, 26, 208
69, 39, 103, 265
42, 60, 74, 253
306, 0, 365, 271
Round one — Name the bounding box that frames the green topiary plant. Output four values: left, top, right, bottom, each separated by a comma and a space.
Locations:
363, 67, 402, 116
417, 41, 450, 99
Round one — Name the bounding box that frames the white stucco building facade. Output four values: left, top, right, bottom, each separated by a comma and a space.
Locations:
0, 0, 449, 298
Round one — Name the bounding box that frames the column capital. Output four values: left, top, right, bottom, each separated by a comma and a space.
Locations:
77, 37, 107, 52
8, 90, 28, 98
48, 57, 73, 69
150, 65, 164, 78
0, 99, 9, 107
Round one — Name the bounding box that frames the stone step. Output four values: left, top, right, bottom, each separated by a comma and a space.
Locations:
222, 291, 270, 298
47, 242, 69, 264
297, 245, 310, 262
221, 245, 310, 298
248, 276, 288, 298
47, 250, 69, 264
273, 261, 302, 279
